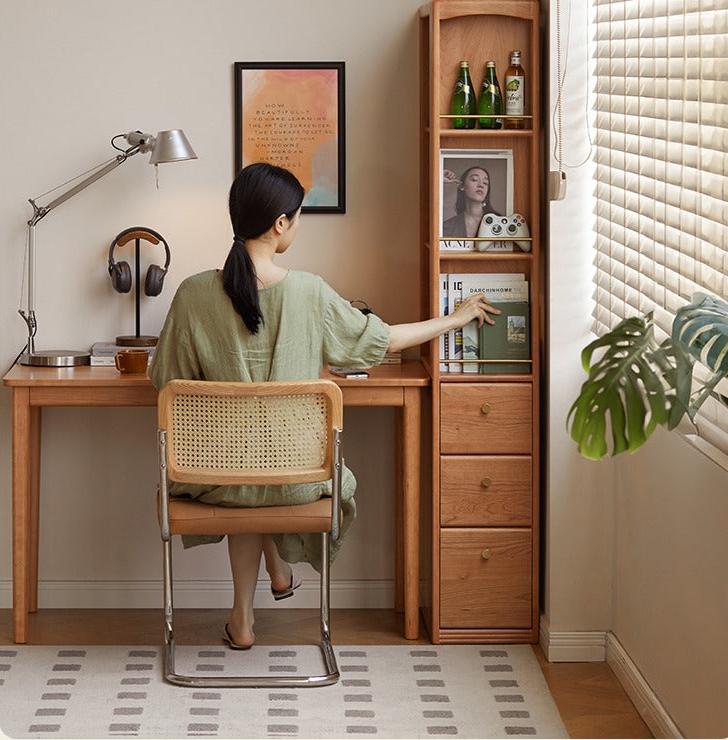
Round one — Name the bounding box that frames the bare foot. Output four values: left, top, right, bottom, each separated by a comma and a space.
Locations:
226, 611, 255, 648
268, 562, 293, 593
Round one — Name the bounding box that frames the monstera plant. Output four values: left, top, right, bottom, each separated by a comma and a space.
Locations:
568, 293, 728, 460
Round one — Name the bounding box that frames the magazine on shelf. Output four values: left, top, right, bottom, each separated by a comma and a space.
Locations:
459, 274, 527, 373
439, 149, 514, 255
478, 300, 531, 374
381, 351, 402, 365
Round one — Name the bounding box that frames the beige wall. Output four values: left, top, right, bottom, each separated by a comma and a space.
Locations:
614, 430, 728, 738
0, 0, 424, 607
545, 0, 728, 735
545, 0, 614, 635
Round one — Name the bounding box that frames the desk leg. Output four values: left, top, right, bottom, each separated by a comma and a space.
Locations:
394, 408, 404, 614
402, 387, 421, 640
28, 406, 42, 613
12, 388, 31, 643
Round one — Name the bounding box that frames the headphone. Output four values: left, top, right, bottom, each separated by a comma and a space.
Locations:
108, 227, 171, 297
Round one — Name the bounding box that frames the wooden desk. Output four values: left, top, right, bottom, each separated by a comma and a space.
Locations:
3, 361, 429, 644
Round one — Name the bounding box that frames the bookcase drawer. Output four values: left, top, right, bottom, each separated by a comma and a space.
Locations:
441, 456, 532, 527
440, 529, 532, 629
440, 383, 532, 454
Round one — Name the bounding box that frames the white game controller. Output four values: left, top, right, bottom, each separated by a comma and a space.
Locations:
477, 213, 531, 252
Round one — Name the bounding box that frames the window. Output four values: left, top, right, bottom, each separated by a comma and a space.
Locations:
593, 0, 728, 450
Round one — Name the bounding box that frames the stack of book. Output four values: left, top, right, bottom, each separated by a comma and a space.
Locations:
381, 350, 402, 365
440, 272, 530, 374
89, 341, 156, 367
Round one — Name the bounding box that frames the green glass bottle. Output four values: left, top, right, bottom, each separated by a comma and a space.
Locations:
477, 61, 503, 129
450, 61, 476, 129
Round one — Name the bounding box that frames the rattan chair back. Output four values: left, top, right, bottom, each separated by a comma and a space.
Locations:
158, 379, 343, 486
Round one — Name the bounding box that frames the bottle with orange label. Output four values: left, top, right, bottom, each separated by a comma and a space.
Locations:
504, 50, 526, 129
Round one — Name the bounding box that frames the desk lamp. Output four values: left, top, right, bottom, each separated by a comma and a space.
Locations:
19, 129, 197, 367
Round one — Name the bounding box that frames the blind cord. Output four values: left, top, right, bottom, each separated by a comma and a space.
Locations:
551, 0, 594, 170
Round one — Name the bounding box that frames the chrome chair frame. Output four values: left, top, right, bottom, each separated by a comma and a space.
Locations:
157, 385, 343, 689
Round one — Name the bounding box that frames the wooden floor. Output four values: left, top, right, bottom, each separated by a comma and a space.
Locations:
0, 608, 652, 739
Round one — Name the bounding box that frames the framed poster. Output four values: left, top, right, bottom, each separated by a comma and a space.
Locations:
234, 61, 346, 214
439, 149, 514, 250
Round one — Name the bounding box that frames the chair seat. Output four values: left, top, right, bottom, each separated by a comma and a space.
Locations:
162, 496, 333, 536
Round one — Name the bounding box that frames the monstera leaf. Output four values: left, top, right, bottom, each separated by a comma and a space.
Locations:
568, 315, 693, 460
673, 292, 728, 418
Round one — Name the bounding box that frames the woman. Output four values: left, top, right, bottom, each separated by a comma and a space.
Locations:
442, 165, 499, 238
150, 162, 498, 649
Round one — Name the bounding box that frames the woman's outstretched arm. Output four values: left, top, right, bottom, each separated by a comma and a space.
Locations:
387, 293, 500, 353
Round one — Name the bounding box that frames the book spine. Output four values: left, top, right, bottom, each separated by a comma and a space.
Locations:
440, 273, 449, 373
448, 277, 463, 373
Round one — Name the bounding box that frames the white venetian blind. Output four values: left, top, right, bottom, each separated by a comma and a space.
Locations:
593, 0, 728, 450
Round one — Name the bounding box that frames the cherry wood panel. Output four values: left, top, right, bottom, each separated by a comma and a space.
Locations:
438, 255, 533, 277
441, 455, 531, 526
4, 361, 430, 387
421, 0, 539, 22
438, 14, 532, 121
422, 0, 541, 643
440, 383, 532, 454
440, 528, 531, 628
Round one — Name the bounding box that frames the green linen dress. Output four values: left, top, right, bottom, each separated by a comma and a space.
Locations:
149, 268, 390, 571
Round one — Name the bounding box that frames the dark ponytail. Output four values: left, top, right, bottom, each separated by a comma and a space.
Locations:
223, 163, 305, 334
222, 237, 261, 334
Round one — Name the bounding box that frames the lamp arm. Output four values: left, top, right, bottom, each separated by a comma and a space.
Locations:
20, 142, 142, 356
29, 146, 141, 225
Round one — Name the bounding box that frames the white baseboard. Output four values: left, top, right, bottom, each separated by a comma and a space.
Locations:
606, 633, 683, 739
0, 579, 394, 609
539, 615, 607, 662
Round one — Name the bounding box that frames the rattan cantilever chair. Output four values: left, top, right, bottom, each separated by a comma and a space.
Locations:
156, 379, 343, 688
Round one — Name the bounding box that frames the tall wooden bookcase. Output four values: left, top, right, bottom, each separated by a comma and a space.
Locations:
418, 0, 542, 643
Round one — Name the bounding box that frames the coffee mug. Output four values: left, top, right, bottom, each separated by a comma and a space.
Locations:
115, 349, 149, 374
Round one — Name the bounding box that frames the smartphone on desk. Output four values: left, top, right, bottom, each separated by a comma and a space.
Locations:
329, 366, 370, 379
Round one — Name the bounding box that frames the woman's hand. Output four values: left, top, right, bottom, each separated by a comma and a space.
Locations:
387, 293, 501, 352
452, 292, 501, 329
443, 168, 460, 184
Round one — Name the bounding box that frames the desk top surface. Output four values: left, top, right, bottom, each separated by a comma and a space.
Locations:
3, 360, 431, 388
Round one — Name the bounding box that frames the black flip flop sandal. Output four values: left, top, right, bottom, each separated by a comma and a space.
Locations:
271, 572, 303, 601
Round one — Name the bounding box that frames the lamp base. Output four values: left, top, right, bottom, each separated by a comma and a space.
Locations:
116, 335, 158, 347
20, 350, 91, 367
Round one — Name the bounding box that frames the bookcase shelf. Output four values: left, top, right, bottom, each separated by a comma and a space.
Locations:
439, 252, 533, 261
441, 373, 534, 382
440, 128, 534, 137
419, 0, 541, 645
426, 128, 534, 138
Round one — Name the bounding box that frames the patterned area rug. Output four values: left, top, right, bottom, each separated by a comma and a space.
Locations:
0, 644, 567, 739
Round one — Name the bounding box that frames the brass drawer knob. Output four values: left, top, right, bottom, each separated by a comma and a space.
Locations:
480, 402, 492, 415
480, 477, 492, 489
481, 549, 492, 560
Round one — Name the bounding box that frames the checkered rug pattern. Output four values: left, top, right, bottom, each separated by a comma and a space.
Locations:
0, 644, 567, 739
